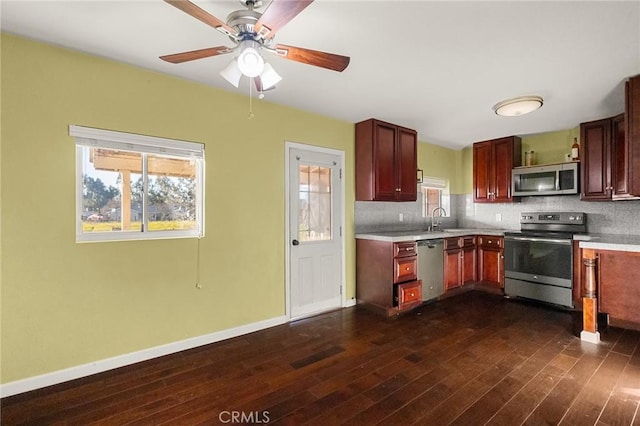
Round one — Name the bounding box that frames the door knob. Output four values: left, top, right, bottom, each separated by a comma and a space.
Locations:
292, 239, 299, 246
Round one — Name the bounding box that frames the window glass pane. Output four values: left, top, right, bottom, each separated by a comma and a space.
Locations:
81, 148, 140, 233
147, 154, 197, 231
298, 164, 332, 242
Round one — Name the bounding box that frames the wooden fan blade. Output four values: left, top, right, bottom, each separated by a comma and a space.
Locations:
254, 0, 314, 39
274, 44, 350, 72
160, 46, 233, 64
165, 0, 237, 37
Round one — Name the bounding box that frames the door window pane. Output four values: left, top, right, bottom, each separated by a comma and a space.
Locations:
299, 165, 332, 242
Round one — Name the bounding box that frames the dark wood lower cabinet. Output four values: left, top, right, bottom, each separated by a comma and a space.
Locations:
356, 239, 421, 316
444, 248, 462, 291
477, 235, 504, 288
597, 250, 640, 328
444, 236, 477, 291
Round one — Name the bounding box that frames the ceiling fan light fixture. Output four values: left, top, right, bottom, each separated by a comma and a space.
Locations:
259, 63, 282, 90
493, 95, 544, 117
237, 41, 264, 78
219, 58, 243, 88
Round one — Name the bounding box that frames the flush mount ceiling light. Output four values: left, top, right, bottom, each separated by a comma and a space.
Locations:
493, 96, 544, 117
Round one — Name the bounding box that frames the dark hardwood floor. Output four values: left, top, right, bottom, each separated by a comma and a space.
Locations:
3, 291, 640, 425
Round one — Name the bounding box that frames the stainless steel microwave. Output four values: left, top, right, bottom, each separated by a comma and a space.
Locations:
512, 162, 579, 196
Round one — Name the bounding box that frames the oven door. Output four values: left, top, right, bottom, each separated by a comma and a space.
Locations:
504, 236, 573, 287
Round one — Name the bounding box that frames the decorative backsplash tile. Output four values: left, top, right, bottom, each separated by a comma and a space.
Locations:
356, 194, 640, 235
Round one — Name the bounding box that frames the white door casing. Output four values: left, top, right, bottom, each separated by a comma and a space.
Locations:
286, 143, 344, 320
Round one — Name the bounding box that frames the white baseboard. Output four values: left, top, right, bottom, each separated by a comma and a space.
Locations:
343, 299, 357, 308
1, 314, 288, 398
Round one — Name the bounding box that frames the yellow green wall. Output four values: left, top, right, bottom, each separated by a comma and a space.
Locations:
416, 141, 469, 195
520, 128, 580, 165
0, 33, 355, 383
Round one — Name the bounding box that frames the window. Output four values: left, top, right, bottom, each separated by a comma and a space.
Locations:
71, 125, 204, 242
421, 176, 450, 218
298, 164, 332, 242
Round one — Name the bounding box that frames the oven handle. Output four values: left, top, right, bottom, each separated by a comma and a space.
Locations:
504, 236, 572, 245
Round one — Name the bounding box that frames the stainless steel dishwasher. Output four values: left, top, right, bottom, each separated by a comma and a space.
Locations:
417, 239, 444, 301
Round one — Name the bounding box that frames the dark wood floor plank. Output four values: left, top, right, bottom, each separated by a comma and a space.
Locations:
598, 363, 640, 426
559, 352, 630, 425
612, 329, 640, 356
4, 291, 640, 425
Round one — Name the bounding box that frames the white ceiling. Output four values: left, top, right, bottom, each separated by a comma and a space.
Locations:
2, 1, 639, 149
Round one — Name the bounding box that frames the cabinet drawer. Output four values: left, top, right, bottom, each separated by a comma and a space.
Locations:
478, 235, 502, 248
394, 280, 422, 310
461, 236, 476, 248
394, 242, 417, 257
444, 237, 461, 250
394, 256, 417, 283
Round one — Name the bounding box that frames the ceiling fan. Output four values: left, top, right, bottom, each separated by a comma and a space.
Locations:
160, 0, 351, 92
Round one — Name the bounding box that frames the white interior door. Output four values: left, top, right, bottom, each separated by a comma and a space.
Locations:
288, 147, 343, 319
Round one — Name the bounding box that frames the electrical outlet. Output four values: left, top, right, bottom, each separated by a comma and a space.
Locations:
496, 213, 502, 222
399, 213, 404, 222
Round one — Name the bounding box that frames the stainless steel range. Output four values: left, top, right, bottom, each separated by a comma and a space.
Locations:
504, 212, 586, 308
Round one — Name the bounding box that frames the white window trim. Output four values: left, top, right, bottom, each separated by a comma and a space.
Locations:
71, 125, 205, 243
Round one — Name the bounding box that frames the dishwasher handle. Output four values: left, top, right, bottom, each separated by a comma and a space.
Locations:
417, 239, 444, 249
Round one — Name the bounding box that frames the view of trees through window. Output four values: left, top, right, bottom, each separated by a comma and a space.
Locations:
81, 148, 196, 233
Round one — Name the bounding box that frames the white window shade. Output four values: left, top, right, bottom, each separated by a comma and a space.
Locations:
421, 176, 447, 189
70, 125, 204, 159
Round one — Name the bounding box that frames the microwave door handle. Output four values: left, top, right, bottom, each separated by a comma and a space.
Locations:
555, 173, 560, 191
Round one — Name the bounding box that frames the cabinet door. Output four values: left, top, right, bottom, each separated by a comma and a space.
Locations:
493, 138, 515, 202
473, 141, 492, 202
626, 76, 640, 196
461, 246, 477, 285
396, 127, 418, 201
581, 118, 612, 200
598, 250, 640, 325
612, 114, 632, 198
479, 247, 503, 287
444, 249, 461, 291
372, 122, 397, 201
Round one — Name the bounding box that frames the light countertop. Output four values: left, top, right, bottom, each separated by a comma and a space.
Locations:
355, 228, 508, 243
356, 229, 640, 250
575, 233, 640, 253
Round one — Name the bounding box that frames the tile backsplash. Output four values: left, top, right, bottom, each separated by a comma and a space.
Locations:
355, 194, 640, 235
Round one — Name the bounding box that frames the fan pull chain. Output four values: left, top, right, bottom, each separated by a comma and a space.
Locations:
248, 78, 255, 120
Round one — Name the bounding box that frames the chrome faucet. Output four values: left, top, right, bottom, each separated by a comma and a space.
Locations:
431, 207, 447, 231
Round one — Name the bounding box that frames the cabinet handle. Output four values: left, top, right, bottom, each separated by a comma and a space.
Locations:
410, 292, 415, 297
405, 267, 410, 271
406, 247, 414, 251
488, 240, 492, 244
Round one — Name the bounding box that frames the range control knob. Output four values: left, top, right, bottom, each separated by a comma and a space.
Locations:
569, 215, 575, 221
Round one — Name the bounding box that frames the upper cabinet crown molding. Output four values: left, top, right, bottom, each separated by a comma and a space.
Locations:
355, 118, 418, 202
473, 136, 522, 203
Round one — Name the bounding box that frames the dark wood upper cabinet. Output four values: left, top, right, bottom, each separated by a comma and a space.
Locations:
581, 117, 612, 200
356, 119, 418, 201
627, 75, 640, 196
581, 75, 640, 201
473, 136, 521, 203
